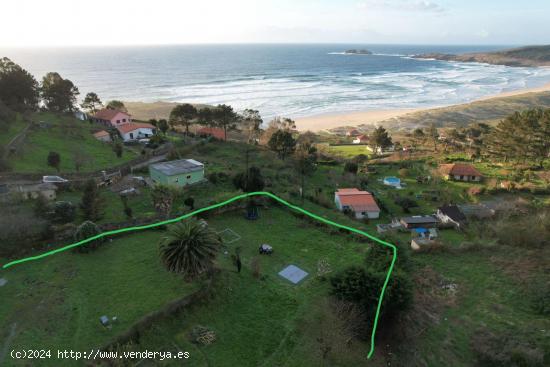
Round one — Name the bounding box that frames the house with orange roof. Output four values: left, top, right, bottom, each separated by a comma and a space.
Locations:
334, 188, 380, 219
439, 163, 483, 182
116, 122, 156, 142
93, 130, 111, 142
93, 108, 133, 128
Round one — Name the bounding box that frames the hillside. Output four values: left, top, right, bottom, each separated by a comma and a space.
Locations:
353, 90, 550, 131
414, 45, 550, 67
1, 112, 137, 174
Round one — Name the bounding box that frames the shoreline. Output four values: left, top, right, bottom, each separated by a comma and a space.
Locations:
294, 81, 550, 132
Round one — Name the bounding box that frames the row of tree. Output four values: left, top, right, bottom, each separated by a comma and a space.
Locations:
168, 103, 263, 141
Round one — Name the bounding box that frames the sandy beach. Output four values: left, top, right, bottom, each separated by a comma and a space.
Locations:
294, 81, 550, 132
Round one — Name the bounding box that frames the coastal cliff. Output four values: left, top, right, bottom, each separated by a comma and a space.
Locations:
414, 45, 550, 67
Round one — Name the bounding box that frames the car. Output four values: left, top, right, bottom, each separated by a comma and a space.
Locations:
42, 175, 69, 183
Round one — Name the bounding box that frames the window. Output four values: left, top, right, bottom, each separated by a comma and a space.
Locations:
122, 118, 126, 122
129, 133, 134, 139
186, 175, 191, 179
460, 175, 464, 180
117, 120, 120, 124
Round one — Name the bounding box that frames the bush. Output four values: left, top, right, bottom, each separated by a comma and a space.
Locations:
394, 197, 418, 213
330, 266, 412, 322
54, 201, 76, 223
343, 161, 358, 175
73, 220, 103, 253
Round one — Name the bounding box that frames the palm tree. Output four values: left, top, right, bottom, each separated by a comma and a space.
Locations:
159, 219, 222, 279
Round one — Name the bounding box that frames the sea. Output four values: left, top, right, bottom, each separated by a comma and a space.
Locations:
2, 44, 550, 120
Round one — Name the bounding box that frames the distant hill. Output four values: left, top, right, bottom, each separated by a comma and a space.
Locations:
414, 45, 550, 67
355, 90, 550, 131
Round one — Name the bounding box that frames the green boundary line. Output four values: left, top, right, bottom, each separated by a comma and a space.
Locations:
1, 191, 397, 360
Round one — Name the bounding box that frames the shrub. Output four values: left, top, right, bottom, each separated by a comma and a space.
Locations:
73, 220, 103, 253
394, 197, 418, 213
184, 197, 195, 210
330, 266, 412, 322
54, 201, 76, 223
398, 168, 409, 178
343, 161, 358, 175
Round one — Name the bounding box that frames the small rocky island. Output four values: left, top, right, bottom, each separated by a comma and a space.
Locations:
344, 49, 373, 55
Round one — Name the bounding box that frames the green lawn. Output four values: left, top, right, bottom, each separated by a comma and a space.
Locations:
328, 145, 371, 159
109, 207, 380, 367
9, 112, 137, 173
0, 231, 199, 366
0, 114, 28, 146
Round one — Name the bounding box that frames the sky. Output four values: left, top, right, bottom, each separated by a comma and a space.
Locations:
1, 0, 549, 47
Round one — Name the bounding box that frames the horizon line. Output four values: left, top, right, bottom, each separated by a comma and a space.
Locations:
0, 42, 530, 49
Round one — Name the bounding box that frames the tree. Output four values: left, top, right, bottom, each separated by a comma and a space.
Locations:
151, 184, 178, 219
213, 104, 240, 141
106, 100, 127, 112
112, 141, 123, 158
486, 108, 550, 167
343, 161, 358, 175
294, 136, 318, 200
260, 117, 296, 145
369, 126, 392, 155
196, 107, 214, 128
80, 92, 102, 114
233, 166, 265, 192
47, 151, 61, 172
159, 219, 222, 279
241, 109, 263, 143
34, 194, 50, 218
268, 130, 296, 160
411, 128, 425, 150
54, 201, 76, 223
41, 72, 79, 112
169, 103, 197, 135
80, 179, 102, 221
73, 221, 103, 253
330, 266, 412, 321
0, 57, 39, 112
157, 119, 169, 135
426, 123, 439, 152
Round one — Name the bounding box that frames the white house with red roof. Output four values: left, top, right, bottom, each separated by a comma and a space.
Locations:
334, 188, 380, 219
352, 134, 369, 144
93, 130, 111, 142
117, 122, 156, 142
93, 108, 132, 127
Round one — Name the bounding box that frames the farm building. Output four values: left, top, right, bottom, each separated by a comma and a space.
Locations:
93, 108, 132, 127
149, 159, 205, 187
437, 205, 467, 228
352, 135, 369, 144
117, 123, 156, 142
439, 163, 483, 182
14, 183, 57, 200
334, 188, 380, 219
93, 130, 111, 142
400, 215, 439, 229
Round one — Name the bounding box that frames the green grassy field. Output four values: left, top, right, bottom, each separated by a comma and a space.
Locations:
328, 145, 371, 159
0, 231, 199, 366
105, 207, 379, 367
0, 114, 28, 147
8, 112, 137, 173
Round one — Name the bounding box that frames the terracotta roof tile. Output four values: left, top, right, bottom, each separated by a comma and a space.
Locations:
116, 122, 155, 134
